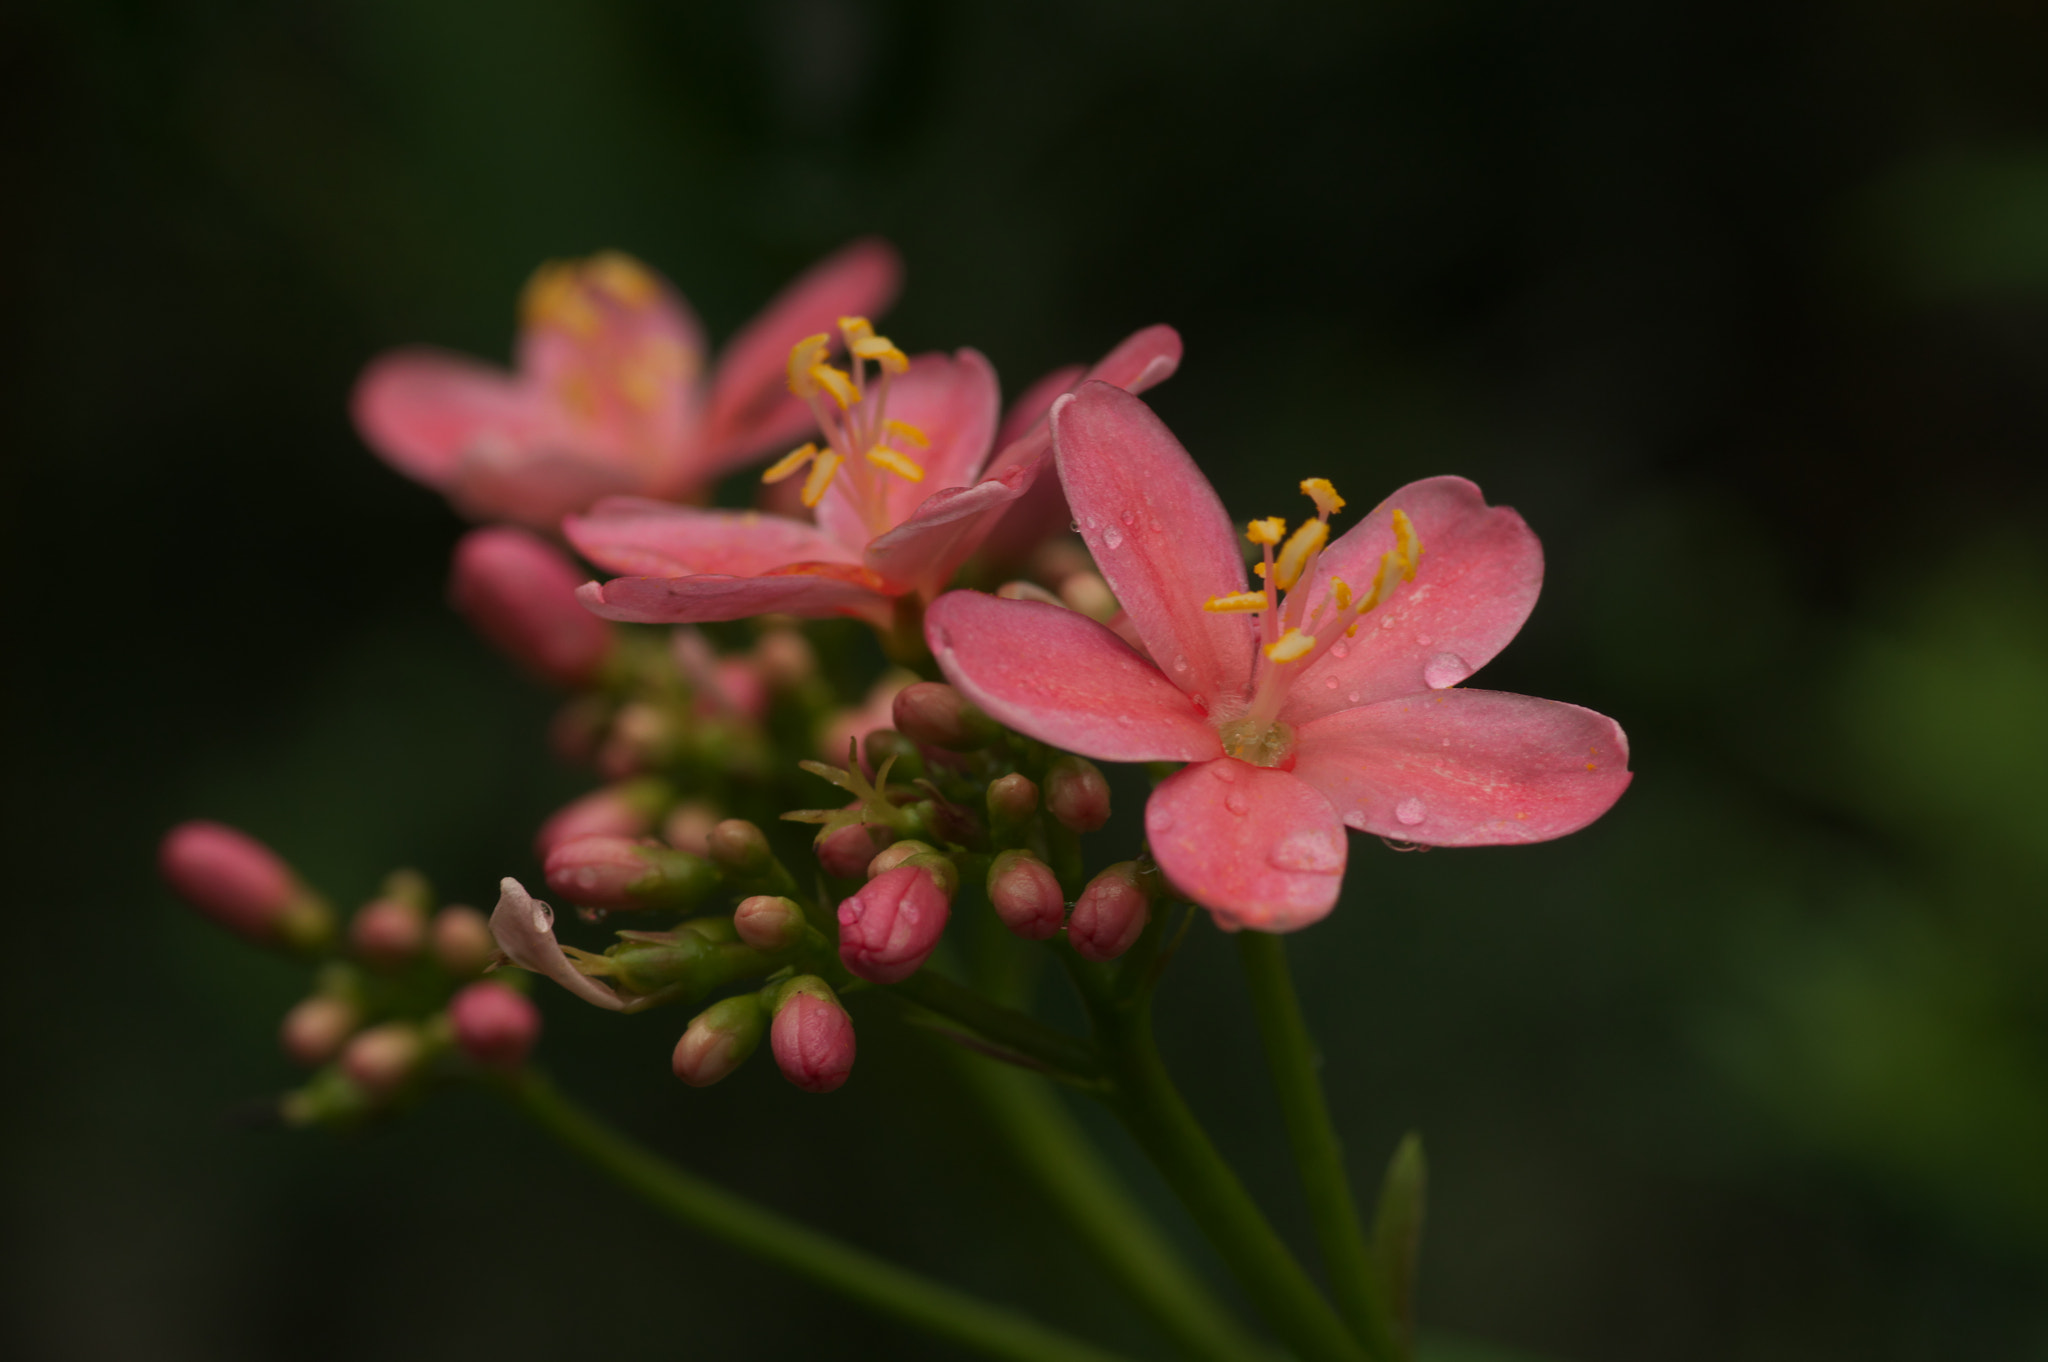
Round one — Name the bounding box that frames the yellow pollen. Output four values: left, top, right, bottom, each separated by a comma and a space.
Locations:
883, 418, 930, 448
786, 334, 832, 398
850, 334, 909, 369
1391, 508, 1422, 581
865, 446, 926, 482
1274, 519, 1328, 589
810, 363, 859, 409
1253, 562, 1268, 579
1331, 578, 1353, 611
800, 450, 844, 507
839, 316, 876, 346
587, 251, 659, 307
1264, 628, 1317, 663
520, 261, 599, 336
1246, 517, 1287, 546
761, 443, 818, 484
1204, 591, 1269, 613
1300, 477, 1346, 517
556, 373, 598, 419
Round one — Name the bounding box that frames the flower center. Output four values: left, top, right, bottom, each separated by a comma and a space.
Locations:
1200, 478, 1423, 731
520, 253, 700, 445
761, 317, 930, 538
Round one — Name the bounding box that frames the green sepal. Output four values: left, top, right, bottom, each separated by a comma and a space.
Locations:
1370, 1131, 1427, 1359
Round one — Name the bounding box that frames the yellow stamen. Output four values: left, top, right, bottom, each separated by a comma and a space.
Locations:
520, 261, 599, 336
1246, 517, 1287, 546
1331, 577, 1352, 612
800, 450, 844, 507
786, 334, 832, 398
839, 316, 875, 347
1274, 519, 1328, 589
865, 446, 926, 482
761, 443, 818, 485
1204, 591, 1270, 613
810, 363, 859, 409
587, 251, 659, 307
1300, 477, 1346, 517
1253, 562, 1268, 579
1264, 628, 1317, 663
883, 418, 930, 448
1391, 508, 1422, 581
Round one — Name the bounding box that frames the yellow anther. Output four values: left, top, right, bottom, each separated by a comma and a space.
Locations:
587, 251, 660, 307
1264, 628, 1317, 663
761, 443, 818, 485
520, 261, 599, 336
1253, 562, 1268, 579
839, 316, 876, 346
786, 333, 832, 397
800, 450, 844, 507
1300, 477, 1346, 517
1246, 516, 1287, 546
1204, 591, 1270, 613
1331, 577, 1353, 612
860, 342, 910, 374
865, 446, 926, 483
883, 418, 930, 449
557, 373, 598, 419
810, 363, 859, 409
1391, 508, 1422, 580
1274, 519, 1328, 590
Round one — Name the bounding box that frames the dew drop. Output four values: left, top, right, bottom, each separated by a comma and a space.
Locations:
1103, 527, 1124, 549
1269, 828, 1344, 874
577, 905, 609, 924
1086, 516, 1100, 530
1394, 796, 1427, 827
1324, 676, 1339, 689
1212, 762, 1237, 783
1225, 791, 1251, 815
1120, 509, 1138, 527
1172, 654, 1190, 673
1422, 651, 1471, 689
1147, 804, 1176, 834
1330, 641, 1350, 659
1414, 633, 1432, 647
1149, 517, 1164, 532
1347, 691, 1360, 703
1069, 520, 1081, 533
1190, 692, 1207, 711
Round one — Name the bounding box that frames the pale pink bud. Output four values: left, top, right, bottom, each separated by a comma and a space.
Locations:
158, 820, 330, 948
672, 994, 767, 1087
544, 835, 720, 911
597, 702, 677, 779
340, 1021, 425, 1097
770, 979, 855, 1093
706, 818, 774, 875
533, 777, 674, 858
350, 896, 426, 968
867, 839, 936, 878
448, 981, 541, 1069
732, 895, 806, 952
988, 850, 1066, 941
752, 628, 816, 688
837, 862, 952, 984
662, 801, 721, 856
1069, 862, 1150, 961
280, 994, 358, 1066
1045, 756, 1112, 833
816, 818, 891, 879
891, 682, 999, 751
449, 526, 614, 688
430, 904, 497, 976
987, 773, 1040, 837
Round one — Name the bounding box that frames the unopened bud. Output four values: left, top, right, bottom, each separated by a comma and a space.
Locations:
816, 819, 891, 878
663, 801, 722, 856
987, 850, 1066, 941
158, 820, 331, 950
706, 819, 773, 875
770, 978, 855, 1093
430, 904, 497, 976
892, 682, 1000, 751
1069, 862, 1150, 961
350, 896, 426, 969
672, 994, 767, 1087
339, 1021, 426, 1097
732, 895, 806, 952
863, 729, 926, 782
598, 701, 679, 779
280, 994, 359, 1066
1045, 756, 1112, 833
752, 628, 816, 689
837, 861, 953, 984
987, 773, 1040, 841
867, 839, 936, 878
544, 835, 720, 911
1058, 570, 1118, 622
534, 778, 674, 857
449, 526, 614, 688
448, 981, 541, 1069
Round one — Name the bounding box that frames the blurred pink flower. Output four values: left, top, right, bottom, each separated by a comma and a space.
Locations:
925, 382, 1632, 932
352, 240, 901, 530
565, 325, 1181, 628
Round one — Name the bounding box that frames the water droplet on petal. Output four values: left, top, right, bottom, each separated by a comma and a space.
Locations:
1346, 691, 1360, 703
1172, 654, 1190, 673
1423, 652, 1471, 689
1147, 804, 1176, 834
1190, 692, 1207, 711
1269, 828, 1344, 874
1414, 634, 1432, 647
1225, 791, 1251, 815
1120, 509, 1137, 527
1149, 517, 1163, 533
1330, 641, 1350, 659
1069, 520, 1081, 533
1212, 762, 1237, 783
1086, 516, 1100, 530
1103, 527, 1124, 549
1324, 676, 1338, 689
1394, 796, 1427, 827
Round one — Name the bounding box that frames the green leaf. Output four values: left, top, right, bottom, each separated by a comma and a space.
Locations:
1370, 1132, 1428, 1358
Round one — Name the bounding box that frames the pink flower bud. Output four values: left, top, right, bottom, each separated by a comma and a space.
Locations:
662, 801, 721, 856
280, 994, 359, 1066
891, 682, 999, 751
987, 773, 1040, 836
672, 994, 767, 1087
430, 904, 497, 976
350, 896, 426, 968
867, 839, 936, 878
1045, 756, 1112, 833
837, 862, 952, 984
732, 895, 806, 952
816, 817, 891, 879
340, 1021, 425, 1097
448, 526, 614, 689
544, 835, 720, 911
533, 777, 674, 858
706, 818, 772, 874
598, 701, 678, 779
988, 850, 1067, 941
158, 820, 330, 948
1069, 862, 1151, 961
770, 980, 855, 1093
448, 981, 541, 1069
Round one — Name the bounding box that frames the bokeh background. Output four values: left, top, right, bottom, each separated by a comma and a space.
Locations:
8, 1, 2048, 1358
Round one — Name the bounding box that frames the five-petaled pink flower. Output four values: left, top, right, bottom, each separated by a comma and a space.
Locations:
924, 382, 1632, 932
564, 324, 1182, 629
351, 240, 901, 530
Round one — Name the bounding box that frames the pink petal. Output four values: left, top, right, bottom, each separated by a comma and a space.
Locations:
996, 364, 1086, 450
925, 591, 1222, 763
566, 497, 860, 577
1289, 688, 1632, 845
1282, 476, 1543, 724
1144, 761, 1346, 931
447, 447, 643, 531
350, 348, 550, 487
815, 349, 1000, 553
578, 568, 893, 626
1051, 382, 1254, 714
702, 238, 906, 468
861, 457, 1041, 597
982, 325, 1184, 484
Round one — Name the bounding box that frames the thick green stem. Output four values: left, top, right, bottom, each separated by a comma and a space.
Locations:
502, 1070, 1135, 1362
1236, 932, 1394, 1357
889, 967, 1101, 1081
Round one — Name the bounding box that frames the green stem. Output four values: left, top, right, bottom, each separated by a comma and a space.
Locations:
1236, 932, 1393, 1357
889, 967, 1102, 1081
502, 1070, 1136, 1362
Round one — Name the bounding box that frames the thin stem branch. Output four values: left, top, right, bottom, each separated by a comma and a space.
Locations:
501, 1070, 1137, 1362
1236, 931, 1394, 1357
888, 966, 1102, 1081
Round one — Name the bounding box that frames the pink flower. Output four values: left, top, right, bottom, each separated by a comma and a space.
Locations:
352, 240, 902, 530
565, 325, 1182, 628
448, 981, 542, 1069
924, 382, 1632, 932
449, 526, 616, 688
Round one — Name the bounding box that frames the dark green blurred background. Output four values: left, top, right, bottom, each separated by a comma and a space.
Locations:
8, 1, 2048, 1358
